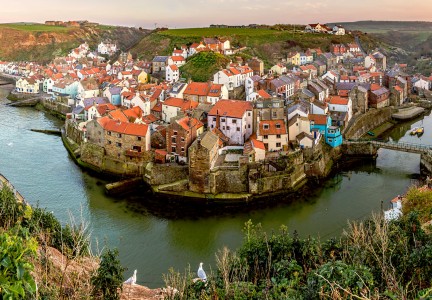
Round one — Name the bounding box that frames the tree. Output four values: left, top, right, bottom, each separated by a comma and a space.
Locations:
91, 248, 125, 300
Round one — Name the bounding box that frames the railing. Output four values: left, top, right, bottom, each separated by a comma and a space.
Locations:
344, 139, 432, 154
0, 173, 27, 204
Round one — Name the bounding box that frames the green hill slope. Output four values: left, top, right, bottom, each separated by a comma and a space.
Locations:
131, 27, 379, 67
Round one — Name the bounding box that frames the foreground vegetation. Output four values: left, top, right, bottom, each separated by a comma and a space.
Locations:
0, 185, 125, 299
164, 186, 432, 299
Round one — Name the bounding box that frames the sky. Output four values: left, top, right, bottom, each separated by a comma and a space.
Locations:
2, 0, 432, 28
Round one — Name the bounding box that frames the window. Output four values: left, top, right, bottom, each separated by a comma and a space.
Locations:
118, 133, 122, 138
108, 131, 112, 136
116, 142, 122, 148
248, 112, 251, 116
213, 117, 217, 122
226, 126, 230, 130
276, 134, 281, 139
211, 125, 214, 129
276, 123, 281, 129
171, 146, 176, 152
248, 124, 251, 128
221, 118, 225, 122
232, 119, 237, 124
276, 142, 281, 147
272, 111, 277, 118
137, 136, 142, 141
264, 135, 268, 139
181, 137, 185, 142
222, 126, 225, 130
108, 140, 112, 145
181, 147, 185, 152
236, 127, 240, 131
173, 131, 178, 135
328, 138, 333, 142
171, 137, 176, 143
263, 124, 269, 130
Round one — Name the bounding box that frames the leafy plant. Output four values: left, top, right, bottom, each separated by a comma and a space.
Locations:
0, 228, 38, 299
91, 248, 125, 300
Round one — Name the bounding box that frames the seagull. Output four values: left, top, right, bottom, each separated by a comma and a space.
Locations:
197, 262, 207, 282
124, 269, 137, 285
7, 142, 13, 147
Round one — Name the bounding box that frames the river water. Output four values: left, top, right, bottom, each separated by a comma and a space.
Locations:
0, 86, 426, 287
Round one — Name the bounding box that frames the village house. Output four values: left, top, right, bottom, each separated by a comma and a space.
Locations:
270, 63, 287, 75
97, 42, 117, 56
327, 95, 353, 125
288, 114, 311, 143
213, 65, 254, 91
85, 102, 117, 121
183, 82, 228, 104
369, 85, 390, 108
89, 116, 151, 163
77, 78, 100, 99
243, 138, 266, 163
165, 64, 180, 83
256, 119, 289, 151
52, 78, 79, 99
188, 130, 221, 193
161, 97, 199, 123
166, 116, 204, 163
15, 77, 42, 94
152, 56, 173, 73
247, 57, 264, 76
208, 99, 253, 145
167, 82, 188, 99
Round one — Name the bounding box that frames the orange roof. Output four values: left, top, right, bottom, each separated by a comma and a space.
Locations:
168, 64, 179, 71
109, 110, 129, 122
308, 114, 328, 125
259, 119, 287, 135
171, 56, 185, 62
152, 102, 162, 112
184, 82, 210, 96
371, 84, 381, 91
142, 114, 158, 124
208, 84, 223, 97
328, 96, 349, 105
163, 97, 199, 111
123, 106, 143, 119
176, 117, 203, 131
251, 138, 266, 150
394, 86, 403, 92
208, 99, 253, 119
98, 116, 149, 137
257, 89, 271, 99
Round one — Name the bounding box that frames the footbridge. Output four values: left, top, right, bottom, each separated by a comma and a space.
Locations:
343, 139, 432, 173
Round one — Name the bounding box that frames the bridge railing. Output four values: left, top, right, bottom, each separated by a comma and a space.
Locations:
344, 139, 432, 154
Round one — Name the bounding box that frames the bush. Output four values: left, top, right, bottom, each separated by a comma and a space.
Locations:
91, 248, 125, 300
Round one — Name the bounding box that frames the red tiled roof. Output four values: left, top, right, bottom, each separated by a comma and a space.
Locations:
208, 99, 253, 119
257, 89, 271, 99
171, 56, 185, 62
328, 96, 349, 105
168, 64, 179, 71
371, 84, 381, 91
251, 138, 266, 150
109, 110, 129, 122
259, 119, 287, 135
98, 116, 149, 137
176, 117, 203, 131
308, 114, 328, 125
184, 82, 210, 96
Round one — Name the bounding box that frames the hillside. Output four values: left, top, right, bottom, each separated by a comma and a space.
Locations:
180, 51, 230, 82
336, 21, 432, 74
0, 23, 150, 62
131, 27, 379, 67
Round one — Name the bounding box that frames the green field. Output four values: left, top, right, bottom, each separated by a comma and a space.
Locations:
0, 23, 72, 32
159, 27, 289, 38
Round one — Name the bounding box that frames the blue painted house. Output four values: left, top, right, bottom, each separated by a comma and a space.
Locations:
308, 114, 342, 148
326, 126, 343, 147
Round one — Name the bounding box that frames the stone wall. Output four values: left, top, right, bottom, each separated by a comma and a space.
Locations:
341, 142, 378, 157
421, 153, 432, 174
80, 143, 105, 169
209, 169, 247, 194
344, 107, 394, 139
145, 163, 188, 186
41, 98, 72, 116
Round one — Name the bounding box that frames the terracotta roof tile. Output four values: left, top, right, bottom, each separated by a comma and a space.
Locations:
208, 99, 253, 119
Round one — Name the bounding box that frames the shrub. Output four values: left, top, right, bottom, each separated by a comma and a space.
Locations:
91, 248, 125, 300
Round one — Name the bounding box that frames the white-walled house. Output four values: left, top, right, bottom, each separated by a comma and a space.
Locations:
165, 64, 180, 83
98, 42, 117, 55
256, 119, 289, 151
332, 25, 346, 35
15, 77, 41, 94
130, 93, 151, 116
77, 78, 100, 100
288, 115, 311, 142
328, 96, 352, 122
161, 97, 199, 123
208, 99, 253, 145
213, 65, 254, 91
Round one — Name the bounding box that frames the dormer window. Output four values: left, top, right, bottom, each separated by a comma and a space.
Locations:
276, 123, 281, 129
263, 124, 269, 130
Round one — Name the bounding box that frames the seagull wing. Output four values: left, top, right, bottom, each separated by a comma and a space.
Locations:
198, 268, 207, 281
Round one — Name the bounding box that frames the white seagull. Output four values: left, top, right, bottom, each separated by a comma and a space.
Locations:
197, 262, 207, 282
124, 269, 137, 285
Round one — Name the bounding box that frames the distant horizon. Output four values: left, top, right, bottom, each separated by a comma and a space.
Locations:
2, 0, 432, 29
2, 19, 432, 30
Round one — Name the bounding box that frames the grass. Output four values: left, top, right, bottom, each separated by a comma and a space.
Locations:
159, 27, 287, 38
0, 23, 72, 32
